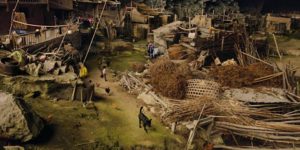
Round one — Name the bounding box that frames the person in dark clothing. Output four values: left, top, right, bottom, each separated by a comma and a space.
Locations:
147, 42, 154, 58
83, 79, 94, 102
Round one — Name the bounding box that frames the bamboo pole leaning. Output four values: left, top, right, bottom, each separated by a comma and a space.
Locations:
83, 0, 108, 64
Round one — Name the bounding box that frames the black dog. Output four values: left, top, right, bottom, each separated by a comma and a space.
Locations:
138, 107, 152, 133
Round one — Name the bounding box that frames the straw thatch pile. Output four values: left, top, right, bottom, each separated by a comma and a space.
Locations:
163, 97, 300, 145
149, 58, 191, 99
209, 63, 282, 88
163, 97, 277, 123
132, 62, 145, 73
168, 44, 188, 60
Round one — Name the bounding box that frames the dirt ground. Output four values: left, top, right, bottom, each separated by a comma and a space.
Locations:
23, 41, 183, 149
276, 38, 300, 51
274, 56, 300, 77
270, 34, 300, 77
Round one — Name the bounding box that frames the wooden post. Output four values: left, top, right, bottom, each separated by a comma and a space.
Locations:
186, 104, 206, 150
71, 84, 77, 101
9, 0, 20, 38
297, 81, 299, 96
283, 73, 286, 90
5, 0, 9, 12
221, 36, 224, 51
171, 122, 176, 134
96, 3, 99, 18
272, 33, 282, 60
83, 0, 107, 63
47, 0, 49, 12
80, 88, 83, 103
223, 8, 225, 22
188, 16, 191, 32
148, 15, 151, 34
89, 90, 94, 102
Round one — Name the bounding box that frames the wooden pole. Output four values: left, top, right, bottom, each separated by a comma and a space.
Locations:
80, 88, 83, 103
171, 122, 176, 134
188, 16, 191, 33
252, 72, 284, 83
5, 0, 9, 12
56, 32, 68, 53
240, 51, 273, 67
221, 36, 224, 51
71, 84, 77, 101
272, 33, 282, 60
83, 0, 108, 64
9, 0, 20, 38
186, 104, 206, 150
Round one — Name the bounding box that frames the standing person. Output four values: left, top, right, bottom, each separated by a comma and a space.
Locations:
79, 62, 88, 78
147, 42, 154, 58
147, 42, 151, 57
102, 66, 107, 81
150, 43, 154, 59
85, 79, 95, 102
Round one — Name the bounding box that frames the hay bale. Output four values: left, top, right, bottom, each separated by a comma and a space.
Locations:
132, 62, 145, 73
149, 58, 191, 99
168, 44, 188, 60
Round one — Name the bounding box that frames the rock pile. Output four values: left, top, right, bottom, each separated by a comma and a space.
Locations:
0, 92, 44, 142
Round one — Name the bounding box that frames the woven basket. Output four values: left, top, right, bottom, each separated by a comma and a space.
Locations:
186, 79, 220, 99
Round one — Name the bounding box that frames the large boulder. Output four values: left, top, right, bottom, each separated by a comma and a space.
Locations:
0, 92, 44, 142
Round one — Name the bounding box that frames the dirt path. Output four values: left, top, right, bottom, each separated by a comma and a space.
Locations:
24, 43, 182, 149
25, 56, 182, 150
85, 56, 183, 148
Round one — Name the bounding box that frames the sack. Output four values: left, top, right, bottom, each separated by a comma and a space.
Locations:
100, 74, 103, 78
